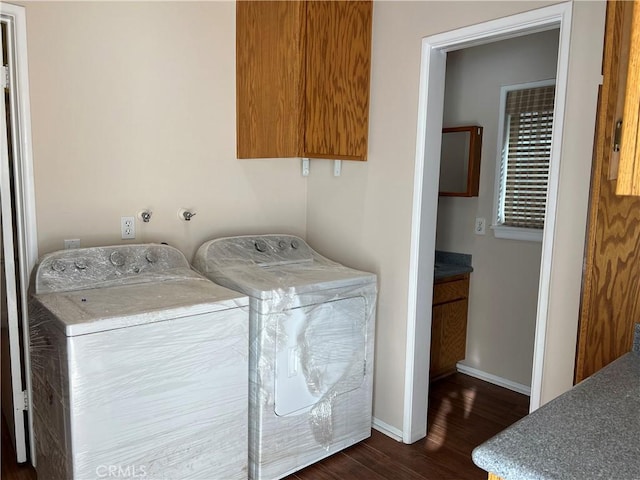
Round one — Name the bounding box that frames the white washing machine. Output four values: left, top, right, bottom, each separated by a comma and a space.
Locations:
193, 235, 377, 480
28, 244, 249, 480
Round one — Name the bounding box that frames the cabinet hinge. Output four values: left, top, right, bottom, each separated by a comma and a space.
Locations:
613, 119, 623, 152
1, 65, 8, 90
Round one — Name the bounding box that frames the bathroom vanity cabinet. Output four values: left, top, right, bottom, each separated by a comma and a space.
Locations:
430, 273, 470, 380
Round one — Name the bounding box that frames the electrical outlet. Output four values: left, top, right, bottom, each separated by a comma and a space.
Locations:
64, 239, 80, 249
121, 216, 135, 240
475, 217, 486, 235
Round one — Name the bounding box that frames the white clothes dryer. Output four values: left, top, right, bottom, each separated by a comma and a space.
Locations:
28, 244, 249, 480
193, 235, 377, 480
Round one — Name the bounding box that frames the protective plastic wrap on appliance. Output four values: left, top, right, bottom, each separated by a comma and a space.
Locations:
28, 243, 251, 480
193, 235, 378, 307
250, 281, 376, 479
31, 245, 250, 337
32, 243, 193, 294
29, 299, 249, 480
193, 235, 378, 479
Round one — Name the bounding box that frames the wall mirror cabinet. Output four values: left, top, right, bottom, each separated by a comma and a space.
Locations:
439, 125, 483, 197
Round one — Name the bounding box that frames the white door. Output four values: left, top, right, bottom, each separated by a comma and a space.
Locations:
0, 19, 27, 462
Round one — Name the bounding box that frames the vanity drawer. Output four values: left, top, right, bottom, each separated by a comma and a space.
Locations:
433, 276, 469, 305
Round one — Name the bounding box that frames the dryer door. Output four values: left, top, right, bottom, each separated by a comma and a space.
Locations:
274, 296, 367, 416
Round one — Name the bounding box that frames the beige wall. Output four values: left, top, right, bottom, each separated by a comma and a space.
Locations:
307, 0, 604, 431
437, 29, 559, 387
539, 0, 605, 404
25, 2, 307, 260
21, 0, 605, 436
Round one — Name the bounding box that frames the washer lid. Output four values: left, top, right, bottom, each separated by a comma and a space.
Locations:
32, 276, 248, 337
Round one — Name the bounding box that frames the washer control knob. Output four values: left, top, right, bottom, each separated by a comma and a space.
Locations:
255, 239, 268, 253
133, 266, 140, 273
145, 252, 158, 264
278, 240, 288, 250
109, 251, 126, 267
290, 239, 299, 249
51, 260, 66, 272
74, 259, 87, 270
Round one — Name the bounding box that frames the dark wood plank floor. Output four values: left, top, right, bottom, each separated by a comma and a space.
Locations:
1, 415, 34, 480
289, 373, 529, 480
2, 373, 528, 480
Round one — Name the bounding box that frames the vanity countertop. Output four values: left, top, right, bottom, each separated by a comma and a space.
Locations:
472, 327, 640, 480
434, 250, 473, 281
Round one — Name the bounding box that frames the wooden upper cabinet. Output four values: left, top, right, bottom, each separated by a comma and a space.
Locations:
236, 0, 373, 161
304, 1, 372, 160
617, 0, 640, 194
236, 1, 306, 158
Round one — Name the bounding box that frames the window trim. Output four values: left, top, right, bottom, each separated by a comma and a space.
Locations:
492, 224, 543, 242
492, 78, 556, 242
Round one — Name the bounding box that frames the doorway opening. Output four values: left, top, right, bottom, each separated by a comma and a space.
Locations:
0, 2, 38, 464
427, 28, 561, 443
403, 3, 572, 444
436, 28, 561, 392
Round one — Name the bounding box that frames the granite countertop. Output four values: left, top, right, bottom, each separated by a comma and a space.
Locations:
472, 330, 640, 480
434, 250, 473, 280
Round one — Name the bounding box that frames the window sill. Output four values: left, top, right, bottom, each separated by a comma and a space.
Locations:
491, 224, 543, 242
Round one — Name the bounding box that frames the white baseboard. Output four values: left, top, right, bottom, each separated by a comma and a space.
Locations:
371, 365, 529, 443
456, 363, 531, 396
371, 417, 403, 442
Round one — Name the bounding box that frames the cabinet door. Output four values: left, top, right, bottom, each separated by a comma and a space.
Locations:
236, 1, 306, 159
304, 0, 372, 160
430, 299, 468, 378
617, 0, 640, 193
430, 305, 443, 376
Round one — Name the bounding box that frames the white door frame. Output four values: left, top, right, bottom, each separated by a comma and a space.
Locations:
0, 1, 38, 462
403, 2, 572, 443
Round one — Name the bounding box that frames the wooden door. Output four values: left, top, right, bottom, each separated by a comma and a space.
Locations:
304, 0, 372, 160
575, 0, 640, 383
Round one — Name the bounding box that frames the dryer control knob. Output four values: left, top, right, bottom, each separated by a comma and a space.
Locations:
110, 251, 126, 267
278, 240, 288, 250
145, 252, 158, 264
51, 260, 66, 272
290, 239, 299, 249
74, 259, 87, 270
255, 240, 268, 253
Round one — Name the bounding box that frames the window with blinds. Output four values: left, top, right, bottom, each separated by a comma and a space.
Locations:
497, 83, 555, 232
